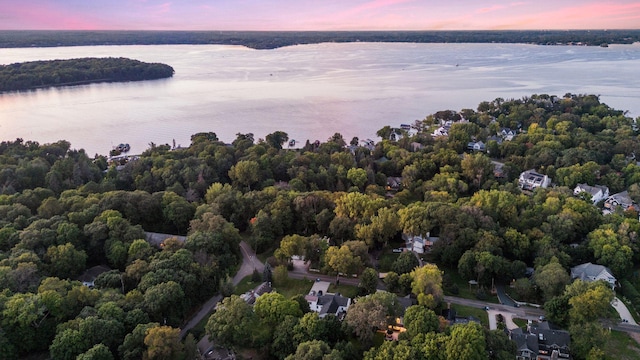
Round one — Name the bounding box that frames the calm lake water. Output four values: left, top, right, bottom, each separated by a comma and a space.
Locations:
1, 42, 639, 156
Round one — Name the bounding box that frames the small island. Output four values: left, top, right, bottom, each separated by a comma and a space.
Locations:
0, 57, 174, 92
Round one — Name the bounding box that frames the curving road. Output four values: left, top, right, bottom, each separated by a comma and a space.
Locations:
179, 240, 261, 338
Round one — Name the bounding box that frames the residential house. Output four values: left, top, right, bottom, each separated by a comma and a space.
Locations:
491, 161, 506, 179
386, 177, 403, 192
240, 281, 272, 305
573, 183, 610, 204
78, 265, 112, 288
603, 191, 639, 214
305, 292, 351, 319
510, 322, 571, 360
404, 232, 439, 254
570, 262, 617, 289
500, 128, 517, 141
467, 140, 486, 152
518, 170, 551, 191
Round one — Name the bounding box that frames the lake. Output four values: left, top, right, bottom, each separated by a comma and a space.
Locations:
1, 42, 639, 156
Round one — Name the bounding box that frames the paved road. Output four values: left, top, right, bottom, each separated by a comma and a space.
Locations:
179, 240, 260, 338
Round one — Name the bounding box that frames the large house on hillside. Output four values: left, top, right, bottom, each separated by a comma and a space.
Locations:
518, 170, 551, 191
573, 183, 609, 204
570, 262, 617, 289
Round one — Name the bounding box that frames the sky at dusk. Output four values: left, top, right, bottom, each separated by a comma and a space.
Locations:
1, 0, 639, 31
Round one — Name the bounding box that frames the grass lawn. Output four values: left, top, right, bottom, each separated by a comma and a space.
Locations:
274, 277, 314, 299
512, 317, 528, 329
377, 251, 400, 272
443, 267, 499, 304
234, 275, 260, 295
451, 304, 489, 327
604, 330, 640, 360
328, 283, 359, 298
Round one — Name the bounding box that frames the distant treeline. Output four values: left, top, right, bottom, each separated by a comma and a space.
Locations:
0, 30, 639, 50
0, 57, 174, 92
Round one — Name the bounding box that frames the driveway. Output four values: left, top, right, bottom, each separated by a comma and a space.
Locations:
612, 297, 638, 325
487, 309, 520, 330
180, 240, 261, 339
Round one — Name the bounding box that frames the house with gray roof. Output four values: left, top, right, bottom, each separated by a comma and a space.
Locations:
573, 183, 609, 204
570, 262, 616, 289
603, 191, 639, 215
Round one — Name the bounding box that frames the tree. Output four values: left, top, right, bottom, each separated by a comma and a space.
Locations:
143, 326, 183, 360
403, 305, 439, 337
445, 322, 487, 360
76, 344, 114, 360
254, 292, 302, 328
119, 322, 159, 360
392, 251, 419, 275
356, 207, 400, 248
588, 227, 633, 276
44, 243, 87, 279
534, 258, 570, 302
566, 280, 614, 324
272, 315, 300, 360
359, 267, 379, 295
398, 203, 431, 237
265, 131, 289, 150
410, 264, 444, 308
49, 328, 88, 360
161, 191, 195, 234
229, 160, 260, 190
143, 281, 186, 325
345, 291, 401, 345
285, 340, 332, 360
461, 153, 494, 190
347, 168, 368, 190
206, 295, 256, 349
324, 245, 362, 276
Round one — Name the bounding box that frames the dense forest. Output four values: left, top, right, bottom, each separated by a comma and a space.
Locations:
0, 30, 639, 50
0, 57, 174, 92
1, 93, 640, 359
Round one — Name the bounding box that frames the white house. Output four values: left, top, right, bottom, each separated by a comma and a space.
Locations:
305, 281, 351, 319
518, 170, 551, 191
467, 141, 486, 152
573, 183, 609, 204
570, 262, 617, 289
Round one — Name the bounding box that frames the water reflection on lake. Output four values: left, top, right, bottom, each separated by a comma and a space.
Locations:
1, 42, 639, 155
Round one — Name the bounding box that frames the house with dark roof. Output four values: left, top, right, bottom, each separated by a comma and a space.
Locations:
306, 293, 351, 319
518, 170, 551, 191
510, 322, 571, 360
240, 281, 272, 305
573, 183, 609, 204
570, 262, 616, 289
78, 265, 111, 288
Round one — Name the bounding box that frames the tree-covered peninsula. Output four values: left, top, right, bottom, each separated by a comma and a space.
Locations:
0, 57, 174, 92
